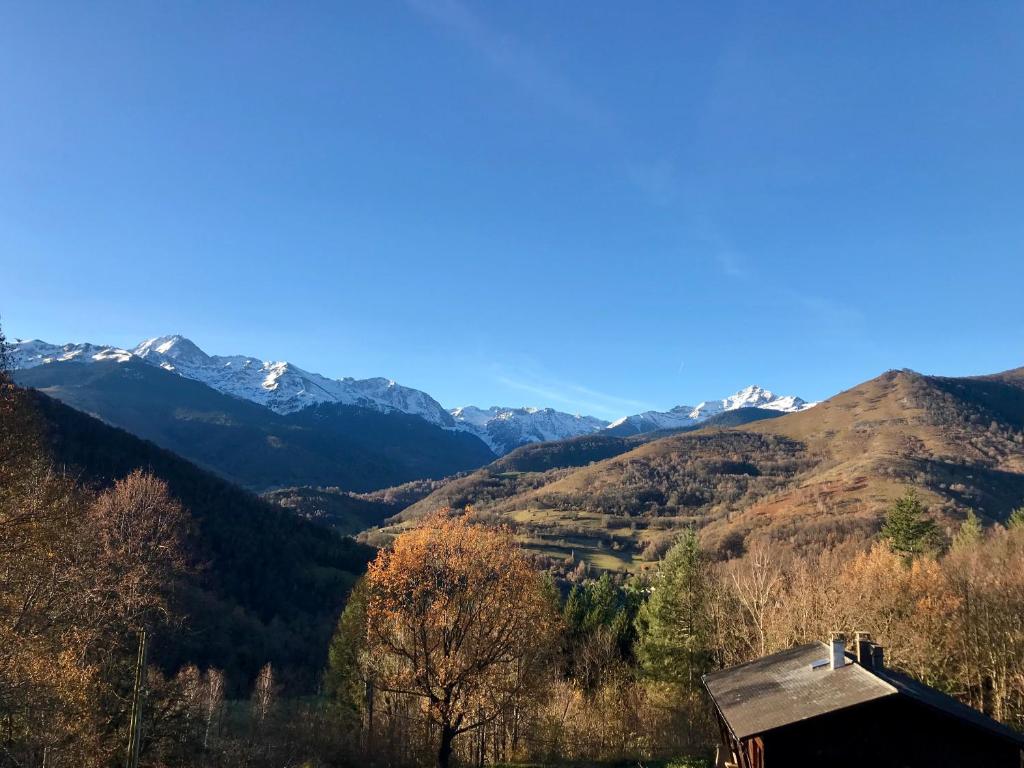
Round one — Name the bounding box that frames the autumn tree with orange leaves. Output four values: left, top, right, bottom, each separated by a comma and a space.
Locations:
362, 512, 558, 768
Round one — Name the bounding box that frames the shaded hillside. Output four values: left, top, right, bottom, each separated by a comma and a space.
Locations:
354, 475, 460, 507
492, 407, 784, 474
265, 485, 399, 535
386, 368, 1024, 571
493, 433, 645, 474
262, 476, 463, 536
20, 390, 375, 692
15, 359, 495, 492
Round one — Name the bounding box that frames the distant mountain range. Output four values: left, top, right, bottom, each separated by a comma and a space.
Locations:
12, 335, 815, 456
12, 354, 494, 492
15, 336, 456, 423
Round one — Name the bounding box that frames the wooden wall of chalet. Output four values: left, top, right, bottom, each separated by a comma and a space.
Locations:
751, 696, 1021, 768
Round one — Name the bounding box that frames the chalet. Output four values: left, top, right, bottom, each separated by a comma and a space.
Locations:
702, 633, 1024, 768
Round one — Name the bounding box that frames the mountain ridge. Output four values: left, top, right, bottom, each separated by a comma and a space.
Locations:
12, 335, 813, 454
14, 357, 495, 492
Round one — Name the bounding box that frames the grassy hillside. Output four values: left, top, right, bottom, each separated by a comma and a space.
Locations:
376, 368, 1024, 572
16, 358, 495, 491
22, 389, 376, 692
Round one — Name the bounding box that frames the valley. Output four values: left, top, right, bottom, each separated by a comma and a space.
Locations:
366, 366, 1024, 572
13, 334, 1024, 574
6, 332, 1024, 768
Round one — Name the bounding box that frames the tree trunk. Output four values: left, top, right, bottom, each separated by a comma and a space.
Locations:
437, 724, 455, 768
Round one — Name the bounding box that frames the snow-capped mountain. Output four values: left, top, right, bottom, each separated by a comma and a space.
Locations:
688, 385, 810, 419
606, 386, 814, 436
12, 335, 455, 427
12, 339, 135, 367
604, 405, 697, 435
451, 406, 607, 455
11, 336, 815, 455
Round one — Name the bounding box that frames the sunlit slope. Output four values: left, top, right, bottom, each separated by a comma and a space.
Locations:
385, 368, 1024, 570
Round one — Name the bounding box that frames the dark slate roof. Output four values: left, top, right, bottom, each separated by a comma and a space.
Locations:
873, 667, 1024, 746
701, 642, 895, 739
703, 642, 1024, 746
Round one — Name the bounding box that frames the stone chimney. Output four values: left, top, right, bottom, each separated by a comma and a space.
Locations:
854, 631, 874, 667
852, 631, 885, 671
871, 644, 884, 670
830, 632, 847, 670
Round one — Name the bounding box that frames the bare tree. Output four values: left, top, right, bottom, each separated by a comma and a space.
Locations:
251, 663, 276, 724
730, 544, 782, 657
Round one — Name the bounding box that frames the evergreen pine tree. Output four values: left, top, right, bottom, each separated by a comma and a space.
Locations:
584, 573, 618, 631
635, 530, 711, 688
324, 579, 369, 723
880, 488, 938, 558
952, 510, 984, 549
562, 584, 589, 635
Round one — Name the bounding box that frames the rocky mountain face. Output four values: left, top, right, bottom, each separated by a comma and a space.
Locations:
450, 405, 609, 454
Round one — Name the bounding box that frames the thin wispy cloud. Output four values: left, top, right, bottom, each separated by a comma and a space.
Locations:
713, 249, 748, 279
491, 365, 653, 419
407, 0, 611, 129
795, 294, 866, 337
626, 159, 678, 207
677, 204, 754, 281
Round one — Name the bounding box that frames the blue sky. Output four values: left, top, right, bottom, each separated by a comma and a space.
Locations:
2, 2, 1022, 418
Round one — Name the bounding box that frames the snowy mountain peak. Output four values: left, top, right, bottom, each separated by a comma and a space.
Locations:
134, 334, 205, 360
449, 405, 608, 454
605, 385, 814, 437
686, 385, 810, 420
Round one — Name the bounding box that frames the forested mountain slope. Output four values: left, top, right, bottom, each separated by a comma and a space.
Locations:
17, 389, 375, 692
386, 369, 1024, 570
15, 358, 495, 491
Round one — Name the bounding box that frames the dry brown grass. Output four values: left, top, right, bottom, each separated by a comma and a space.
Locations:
370, 367, 1024, 571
